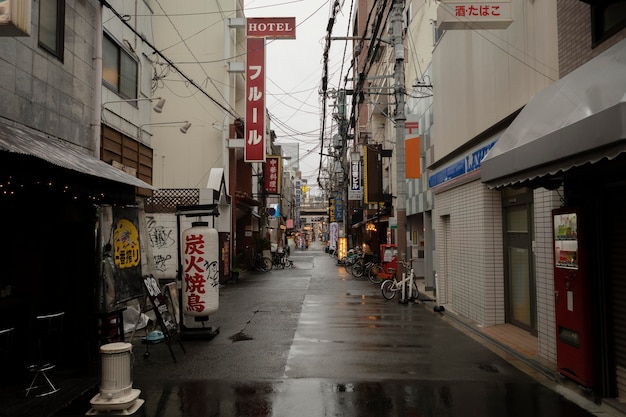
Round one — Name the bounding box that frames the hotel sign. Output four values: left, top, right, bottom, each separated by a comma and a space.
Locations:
437, 1, 512, 30
245, 18, 296, 163
247, 17, 296, 39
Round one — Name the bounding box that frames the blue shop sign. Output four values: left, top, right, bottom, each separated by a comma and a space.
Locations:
428, 140, 496, 188
334, 197, 344, 222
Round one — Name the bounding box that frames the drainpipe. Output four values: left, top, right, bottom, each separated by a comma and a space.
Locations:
93, 3, 103, 159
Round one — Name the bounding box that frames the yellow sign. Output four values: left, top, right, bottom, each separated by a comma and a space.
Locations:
113, 218, 141, 268
302, 185, 309, 194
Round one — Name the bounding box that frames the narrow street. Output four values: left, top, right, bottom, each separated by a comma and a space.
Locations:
59, 240, 601, 416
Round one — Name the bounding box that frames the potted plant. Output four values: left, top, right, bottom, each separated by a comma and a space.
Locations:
231, 252, 246, 282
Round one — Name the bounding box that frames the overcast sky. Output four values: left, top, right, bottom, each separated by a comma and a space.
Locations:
244, 0, 351, 198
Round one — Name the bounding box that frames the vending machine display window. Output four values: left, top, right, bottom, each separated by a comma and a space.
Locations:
554, 213, 578, 270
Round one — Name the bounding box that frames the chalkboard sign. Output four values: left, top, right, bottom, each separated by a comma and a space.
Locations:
143, 275, 178, 338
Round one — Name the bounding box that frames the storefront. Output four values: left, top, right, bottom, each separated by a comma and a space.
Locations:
481, 39, 626, 399
0, 123, 154, 390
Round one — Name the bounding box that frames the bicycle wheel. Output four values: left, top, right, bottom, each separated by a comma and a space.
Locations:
256, 256, 272, 272
351, 260, 365, 278
344, 259, 353, 274
262, 256, 273, 271
368, 264, 384, 284
381, 280, 396, 300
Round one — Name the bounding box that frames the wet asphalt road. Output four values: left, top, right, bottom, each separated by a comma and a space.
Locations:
92, 241, 596, 416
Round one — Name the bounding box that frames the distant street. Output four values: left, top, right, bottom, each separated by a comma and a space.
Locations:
88, 240, 596, 417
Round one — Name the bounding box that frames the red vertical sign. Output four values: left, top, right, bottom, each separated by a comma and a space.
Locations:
264, 155, 281, 194
244, 18, 295, 164
245, 37, 266, 162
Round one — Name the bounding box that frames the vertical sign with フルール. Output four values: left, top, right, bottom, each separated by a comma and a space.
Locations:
245, 37, 266, 162
245, 18, 296, 163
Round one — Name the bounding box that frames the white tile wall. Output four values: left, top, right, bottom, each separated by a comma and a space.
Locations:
533, 188, 561, 363
433, 180, 504, 325
434, 183, 559, 364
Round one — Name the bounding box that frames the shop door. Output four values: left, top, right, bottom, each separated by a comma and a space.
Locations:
503, 188, 536, 333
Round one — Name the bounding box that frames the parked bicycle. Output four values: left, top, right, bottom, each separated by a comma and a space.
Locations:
381, 260, 418, 301
234, 248, 273, 272
342, 247, 364, 276
272, 251, 294, 269
367, 262, 394, 284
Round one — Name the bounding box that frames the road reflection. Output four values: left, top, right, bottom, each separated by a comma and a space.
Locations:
136, 379, 593, 417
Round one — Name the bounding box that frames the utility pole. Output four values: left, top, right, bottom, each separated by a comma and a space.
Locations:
391, 0, 407, 263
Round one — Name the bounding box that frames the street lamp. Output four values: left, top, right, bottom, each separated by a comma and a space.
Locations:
139, 121, 192, 136
102, 97, 166, 113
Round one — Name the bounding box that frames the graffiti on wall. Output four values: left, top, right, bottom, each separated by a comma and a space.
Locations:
147, 215, 178, 277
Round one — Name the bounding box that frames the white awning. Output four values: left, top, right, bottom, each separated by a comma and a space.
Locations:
481, 38, 626, 188
0, 123, 156, 190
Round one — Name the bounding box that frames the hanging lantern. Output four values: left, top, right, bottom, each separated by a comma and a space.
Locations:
181, 221, 219, 317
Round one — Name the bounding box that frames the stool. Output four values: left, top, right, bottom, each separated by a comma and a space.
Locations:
0, 327, 14, 362
25, 312, 64, 398
0, 327, 15, 384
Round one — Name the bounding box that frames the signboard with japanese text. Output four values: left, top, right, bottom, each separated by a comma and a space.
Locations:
108, 206, 143, 306
334, 197, 344, 223
245, 37, 266, 162
349, 154, 363, 201
264, 155, 282, 194
437, 1, 512, 30
182, 223, 219, 317
244, 17, 296, 163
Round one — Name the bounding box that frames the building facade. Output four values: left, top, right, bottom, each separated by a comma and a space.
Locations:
0, 0, 154, 393
430, 0, 626, 404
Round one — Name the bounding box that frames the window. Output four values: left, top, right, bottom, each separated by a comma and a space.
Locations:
102, 33, 138, 100
39, 0, 65, 60
591, 0, 626, 46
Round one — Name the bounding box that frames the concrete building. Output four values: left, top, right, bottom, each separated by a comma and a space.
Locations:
0, 0, 154, 401
430, 0, 626, 405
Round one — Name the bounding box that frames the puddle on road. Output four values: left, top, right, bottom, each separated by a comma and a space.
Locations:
132, 379, 596, 417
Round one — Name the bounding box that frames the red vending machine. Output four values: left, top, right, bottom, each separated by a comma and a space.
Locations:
380, 244, 398, 275
553, 208, 593, 387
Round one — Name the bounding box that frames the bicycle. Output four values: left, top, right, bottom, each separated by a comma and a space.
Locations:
342, 248, 363, 276
381, 260, 418, 301
272, 251, 294, 269
235, 248, 273, 272
368, 262, 394, 284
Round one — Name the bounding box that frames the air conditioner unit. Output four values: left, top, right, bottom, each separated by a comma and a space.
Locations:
0, 0, 31, 36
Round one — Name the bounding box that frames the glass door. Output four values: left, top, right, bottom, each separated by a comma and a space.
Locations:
503, 188, 536, 333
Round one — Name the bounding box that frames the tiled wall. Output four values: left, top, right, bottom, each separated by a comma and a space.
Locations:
533, 188, 561, 363
434, 180, 504, 325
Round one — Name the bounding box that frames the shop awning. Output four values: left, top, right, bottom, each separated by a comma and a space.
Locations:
481, 38, 626, 189
0, 123, 156, 190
